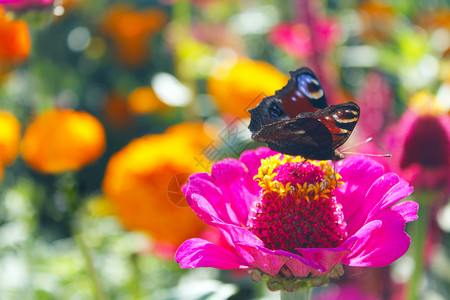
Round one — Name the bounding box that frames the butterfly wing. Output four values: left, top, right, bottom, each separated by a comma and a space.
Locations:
248, 67, 328, 135
251, 116, 334, 159
316, 102, 360, 149
248, 65, 360, 161
248, 96, 289, 134
251, 102, 360, 160
275, 67, 328, 117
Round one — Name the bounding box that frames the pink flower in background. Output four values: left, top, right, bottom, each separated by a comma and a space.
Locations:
313, 284, 380, 300
3, 0, 54, 10
360, 90, 450, 193
269, 19, 340, 60
176, 148, 417, 289
384, 102, 450, 191
356, 79, 450, 193
356, 71, 395, 139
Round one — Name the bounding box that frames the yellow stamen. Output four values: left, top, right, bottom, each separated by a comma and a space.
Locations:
254, 154, 343, 201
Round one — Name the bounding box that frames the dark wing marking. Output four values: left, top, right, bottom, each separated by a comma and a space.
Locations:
248, 96, 289, 134
251, 116, 334, 159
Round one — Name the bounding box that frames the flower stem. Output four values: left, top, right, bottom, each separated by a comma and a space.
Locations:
407, 193, 430, 300
172, 0, 198, 121
75, 234, 109, 300
172, 0, 191, 82
297, 0, 321, 70
280, 288, 312, 300
296, 0, 336, 103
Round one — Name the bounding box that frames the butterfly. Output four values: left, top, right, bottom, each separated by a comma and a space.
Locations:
248, 67, 360, 161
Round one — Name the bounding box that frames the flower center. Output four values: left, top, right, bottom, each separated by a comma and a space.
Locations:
248, 154, 347, 252
273, 161, 325, 187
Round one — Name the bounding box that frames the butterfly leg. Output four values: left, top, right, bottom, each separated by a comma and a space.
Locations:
333, 159, 336, 180
290, 157, 309, 175
331, 159, 341, 189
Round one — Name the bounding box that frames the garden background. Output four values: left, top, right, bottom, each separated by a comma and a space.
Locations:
0, 0, 449, 299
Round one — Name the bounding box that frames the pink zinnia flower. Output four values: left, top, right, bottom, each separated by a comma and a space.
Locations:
176, 148, 417, 291
384, 92, 450, 192
269, 19, 340, 60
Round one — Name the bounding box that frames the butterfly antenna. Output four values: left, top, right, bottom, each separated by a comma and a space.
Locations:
341, 138, 392, 157
340, 137, 373, 152
341, 152, 392, 157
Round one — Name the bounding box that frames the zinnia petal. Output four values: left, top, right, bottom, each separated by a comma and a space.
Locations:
214, 222, 265, 249
294, 247, 352, 275
175, 238, 249, 269
210, 159, 258, 224
344, 210, 410, 267
239, 245, 289, 276
240, 147, 278, 179
391, 201, 419, 222
335, 156, 384, 224
347, 173, 413, 235
184, 174, 240, 225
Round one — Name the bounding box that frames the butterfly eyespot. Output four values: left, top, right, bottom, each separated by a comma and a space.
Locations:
342, 109, 358, 118
269, 102, 283, 117
297, 74, 324, 100
333, 110, 359, 123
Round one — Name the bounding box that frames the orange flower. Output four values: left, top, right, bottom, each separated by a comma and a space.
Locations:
0, 6, 31, 63
21, 109, 106, 173
207, 57, 288, 119
415, 9, 450, 31
99, 3, 167, 67
55, 0, 79, 11
102, 122, 217, 247
103, 91, 133, 128
358, 0, 397, 42
0, 110, 21, 180
127, 86, 166, 114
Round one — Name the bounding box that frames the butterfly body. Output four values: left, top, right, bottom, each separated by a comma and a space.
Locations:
248, 67, 360, 161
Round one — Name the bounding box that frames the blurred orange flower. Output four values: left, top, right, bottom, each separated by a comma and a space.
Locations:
415, 9, 450, 56
0, 110, 21, 180
207, 58, 288, 119
415, 9, 450, 31
104, 91, 133, 128
127, 86, 166, 114
358, 0, 397, 42
0, 6, 31, 77
55, 0, 79, 11
99, 3, 167, 67
21, 109, 106, 173
102, 122, 217, 248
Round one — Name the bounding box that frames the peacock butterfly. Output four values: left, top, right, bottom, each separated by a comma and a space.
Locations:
248, 67, 360, 161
